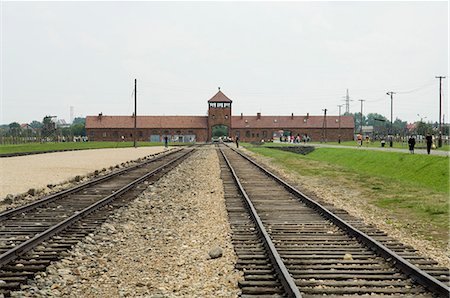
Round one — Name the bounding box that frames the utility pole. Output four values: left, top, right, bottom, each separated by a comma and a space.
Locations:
322, 108, 327, 143
358, 99, 365, 135
133, 78, 137, 148
337, 104, 343, 143
435, 76, 446, 147
386, 91, 395, 147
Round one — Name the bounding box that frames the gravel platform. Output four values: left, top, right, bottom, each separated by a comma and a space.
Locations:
0, 147, 167, 198
11, 146, 242, 297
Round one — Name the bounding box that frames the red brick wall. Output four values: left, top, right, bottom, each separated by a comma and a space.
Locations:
86, 128, 208, 142
208, 106, 232, 140
230, 128, 354, 142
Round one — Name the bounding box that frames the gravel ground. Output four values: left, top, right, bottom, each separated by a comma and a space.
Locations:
0, 147, 173, 213
236, 145, 450, 269
0, 147, 168, 198
12, 146, 242, 297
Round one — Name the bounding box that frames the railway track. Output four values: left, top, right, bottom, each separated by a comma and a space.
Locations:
218, 144, 450, 298
0, 147, 195, 296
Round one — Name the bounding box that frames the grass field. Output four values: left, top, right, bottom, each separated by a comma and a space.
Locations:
263, 140, 450, 151
0, 141, 188, 154
243, 143, 449, 246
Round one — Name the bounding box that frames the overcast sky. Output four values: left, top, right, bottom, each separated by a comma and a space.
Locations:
1, 1, 448, 124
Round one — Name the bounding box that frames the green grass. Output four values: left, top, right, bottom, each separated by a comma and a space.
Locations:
258, 140, 450, 151
248, 145, 449, 193
243, 143, 449, 245
0, 141, 188, 154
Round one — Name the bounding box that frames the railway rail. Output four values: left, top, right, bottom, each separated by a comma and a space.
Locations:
218, 144, 450, 297
0, 147, 195, 296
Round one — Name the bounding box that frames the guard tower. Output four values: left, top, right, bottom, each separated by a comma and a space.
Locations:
208, 88, 232, 141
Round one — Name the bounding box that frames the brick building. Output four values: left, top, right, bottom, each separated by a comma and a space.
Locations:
86, 90, 354, 142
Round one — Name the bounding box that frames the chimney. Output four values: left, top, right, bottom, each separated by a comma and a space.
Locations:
291, 113, 294, 119
306, 113, 309, 119
240, 113, 243, 119
257, 112, 261, 120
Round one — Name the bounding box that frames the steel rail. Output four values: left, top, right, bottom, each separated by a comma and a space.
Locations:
0, 147, 194, 267
0, 148, 181, 221
227, 144, 450, 297
219, 147, 303, 298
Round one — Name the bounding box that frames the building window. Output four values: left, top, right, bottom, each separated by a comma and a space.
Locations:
256, 133, 259, 137
209, 103, 216, 108
139, 131, 143, 137
263, 131, 267, 138
130, 133, 132, 137
102, 132, 107, 137
113, 131, 119, 137
246, 131, 250, 137
252, 133, 255, 137
212, 115, 216, 119
236, 131, 240, 138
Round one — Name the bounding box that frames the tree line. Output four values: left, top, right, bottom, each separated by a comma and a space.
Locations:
0, 117, 86, 144
347, 112, 449, 136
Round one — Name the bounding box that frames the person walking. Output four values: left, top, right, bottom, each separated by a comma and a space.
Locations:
357, 134, 362, 147
425, 133, 433, 154
164, 136, 168, 149
235, 136, 239, 148
408, 135, 416, 154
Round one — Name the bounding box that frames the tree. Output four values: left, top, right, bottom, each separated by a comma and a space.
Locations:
72, 117, 85, 125
416, 121, 433, 136
392, 118, 407, 135
29, 120, 43, 129
71, 123, 86, 136
8, 122, 21, 137
42, 116, 56, 139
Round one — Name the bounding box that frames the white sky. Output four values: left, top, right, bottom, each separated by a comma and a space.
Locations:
1, 1, 448, 124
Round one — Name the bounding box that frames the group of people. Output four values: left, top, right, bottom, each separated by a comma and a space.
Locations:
408, 134, 435, 154
359, 133, 437, 154
279, 134, 311, 143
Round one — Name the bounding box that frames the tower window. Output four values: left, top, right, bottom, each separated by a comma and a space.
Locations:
225, 115, 229, 119
224, 103, 231, 108
217, 103, 224, 108
209, 103, 216, 108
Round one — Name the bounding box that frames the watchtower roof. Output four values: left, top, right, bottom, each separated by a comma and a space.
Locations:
208, 90, 232, 103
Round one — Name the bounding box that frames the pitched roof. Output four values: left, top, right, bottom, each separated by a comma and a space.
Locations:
207, 90, 232, 103
231, 115, 354, 129
86, 116, 208, 129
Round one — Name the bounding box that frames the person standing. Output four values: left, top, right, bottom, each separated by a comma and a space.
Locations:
164, 136, 168, 149
235, 136, 239, 148
408, 136, 416, 154
426, 133, 433, 154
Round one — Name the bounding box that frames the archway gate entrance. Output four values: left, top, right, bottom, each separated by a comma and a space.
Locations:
212, 125, 229, 139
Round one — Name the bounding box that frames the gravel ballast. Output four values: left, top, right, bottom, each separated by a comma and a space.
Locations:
238, 145, 450, 269
12, 146, 242, 297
